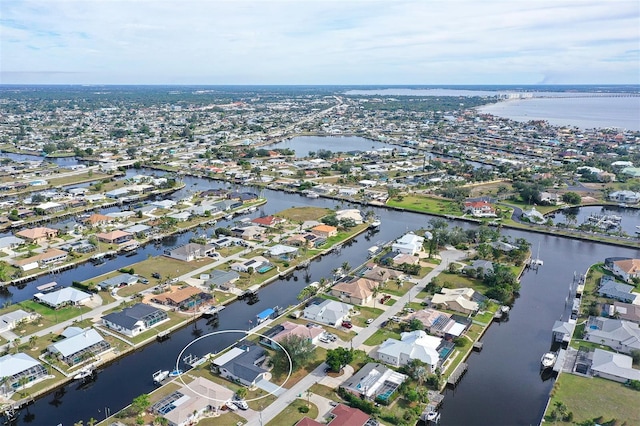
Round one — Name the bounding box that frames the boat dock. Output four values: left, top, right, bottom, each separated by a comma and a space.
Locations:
447, 362, 468, 387
156, 330, 170, 341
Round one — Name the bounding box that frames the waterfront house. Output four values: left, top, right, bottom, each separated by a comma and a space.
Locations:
330, 278, 378, 306
295, 404, 374, 426
374, 330, 443, 373
521, 207, 545, 223
15, 226, 58, 244
0, 236, 24, 251
463, 200, 497, 217
206, 270, 240, 290
584, 317, 640, 354
265, 244, 299, 260
335, 209, 364, 224
311, 224, 338, 238
391, 232, 424, 256
409, 308, 468, 338
34, 287, 91, 309
609, 190, 640, 204
430, 288, 479, 315
15, 248, 68, 271
465, 259, 494, 277
212, 344, 270, 388
251, 215, 285, 227
597, 276, 639, 303
231, 225, 265, 240
610, 258, 640, 283
0, 353, 49, 392
46, 327, 111, 366
96, 230, 133, 245
303, 299, 352, 327
151, 377, 233, 426
164, 243, 216, 262
260, 321, 323, 349
102, 303, 169, 337
230, 256, 269, 273
151, 286, 210, 310
552, 320, 576, 344
341, 363, 407, 402
97, 273, 138, 290
606, 301, 640, 323
167, 211, 191, 222
105, 187, 130, 199
84, 213, 113, 227
589, 348, 640, 383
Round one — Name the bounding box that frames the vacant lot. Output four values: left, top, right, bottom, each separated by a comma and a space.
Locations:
277, 207, 331, 222
387, 195, 461, 216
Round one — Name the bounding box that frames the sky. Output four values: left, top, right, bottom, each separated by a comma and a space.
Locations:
1, 0, 639, 85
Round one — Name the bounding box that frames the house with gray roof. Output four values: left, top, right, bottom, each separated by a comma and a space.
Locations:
598, 276, 638, 304
584, 317, 640, 354
552, 320, 576, 344
589, 348, 640, 383
303, 299, 352, 327
46, 327, 111, 366
164, 243, 216, 262
213, 344, 270, 388
465, 260, 494, 277
102, 303, 169, 337
33, 287, 92, 309
97, 273, 138, 291
0, 236, 24, 250
341, 363, 407, 402
0, 353, 49, 393
265, 244, 299, 260
0, 309, 37, 332
206, 270, 240, 290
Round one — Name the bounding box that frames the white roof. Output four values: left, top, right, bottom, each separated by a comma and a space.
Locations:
0, 236, 24, 248
36, 201, 63, 210
0, 353, 42, 377
48, 328, 106, 357
267, 244, 298, 256
0, 309, 32, 326
591, 348, 640, 381
377, 330, 441, 366
34, 287, 91, 307
212, 347, 245, 366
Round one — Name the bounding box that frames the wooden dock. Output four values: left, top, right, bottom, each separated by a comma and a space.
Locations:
447, 362, 468, 387
473, 341, 483, 352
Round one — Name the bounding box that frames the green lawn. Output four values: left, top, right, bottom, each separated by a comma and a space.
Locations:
18, 300, 91, 328
544, 374, 640, 425
364, 327, 402, 346
277, 207, 332, 222
198, 412, 248, 426
381, 281, 414, 297
265, 399, 318, 426
437, 271, 491, 295
386, 195, 462, 216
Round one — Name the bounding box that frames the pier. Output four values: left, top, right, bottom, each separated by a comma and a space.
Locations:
447, 362, 468, 387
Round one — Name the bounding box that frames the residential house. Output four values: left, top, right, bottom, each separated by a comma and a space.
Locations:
430, 288, 479, 315
15, 248, 68, 271
265, 244, 299, 260
463, 200, 496, 217
375, 330, 443, 373
97, 273, 138, 290
206, 270, 240, 290
303, 299, 353, 327
151, 286, 209, 310
260, 321, 324, 349
84, 213, 113, 227
296, 405, 374, 426
465, 259, 494, 277
105, 188, 130, 199
230, 256, 269, 273
360, 265, 404, 283
609, 190, 640, 204
606, 302, 640, 324
251, 215, 285, 227
96, 230, 133, 245
598, 276, 638, 303
409, 309, 468, 338
341, 363, 407, 402
521, 207, 545, 223
330, 278, 378, 305
151, 377, 234, 426
0, 353, 49, 392
391, 232, 424, 256
212, 344, 270, 388
46, 327, 111, 366
167, 211, 191, 222
231, 225, 266, 240
584, 348, 640, 383
0, 309, 37, 332
335, 209, 364, 224
584, 317, 640, 354
392, 253, 420, 266
35, 201, 64, 214
0, 236, 24, 251
610, 258, 640, 283
164, 243, 216, 262
311, 225, 338, 238
15, 227, 58, 244
102, 303, 169, 337
552, 320, 576, 344
33, 287, 91, 309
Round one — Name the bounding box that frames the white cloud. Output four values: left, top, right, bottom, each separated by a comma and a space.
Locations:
1, 0, 638, 84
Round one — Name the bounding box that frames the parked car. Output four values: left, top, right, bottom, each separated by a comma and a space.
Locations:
234, 399, 248, 410
380, 320, 388, 327
391, 316, 401, 322
225, 401, 238, 411
139, 277, 149, 284
319, 336, 330, 343
341, 321, 353, 329
366, 318, 374, 324
152, 272, 161, 279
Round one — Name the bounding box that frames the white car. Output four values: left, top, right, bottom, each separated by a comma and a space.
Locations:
366, 318, 374, 324
234, 399, 249, 410
391, 316, 401, 322
226, 401, 238, 411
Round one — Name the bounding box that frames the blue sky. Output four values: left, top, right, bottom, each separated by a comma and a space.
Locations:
1, 0, 639, 85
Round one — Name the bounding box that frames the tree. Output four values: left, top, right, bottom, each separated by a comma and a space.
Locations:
562, 192, 582, 205
236, 387, 247, 399
408, 318, 424, 331
28, 335, 37, 349
271, 335, 315, 373
131, 393, 151, 417
325, 347, 354, 372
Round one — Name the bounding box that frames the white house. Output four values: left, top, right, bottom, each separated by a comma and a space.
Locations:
375, 330, 442, 373
610, 258, 640, 283
584, 317, 640, 354
102, 303, 169, 337
391, 232, 425, 256
303, 299, 352, 327
589, 348, 640, 383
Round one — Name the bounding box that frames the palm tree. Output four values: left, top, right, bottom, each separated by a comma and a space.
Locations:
29, 335, 37, 350
341, 262, 351, 274
87, 418, 97, 426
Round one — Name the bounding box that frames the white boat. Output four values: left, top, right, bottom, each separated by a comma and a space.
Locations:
203, 305, 225, 315
73, 365, 95, 380
500, 305, 510, 314
367, 245, 380, 258
369, 219, 381, 228
152, 370, 169, 383
305, 191, 319, 198
169, 369, 183, 377
541, 352, 557, 369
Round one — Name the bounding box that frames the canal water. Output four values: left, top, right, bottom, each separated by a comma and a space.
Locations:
2, 161, 639, 425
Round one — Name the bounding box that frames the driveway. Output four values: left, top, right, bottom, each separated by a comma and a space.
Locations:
255, 378, 286, 396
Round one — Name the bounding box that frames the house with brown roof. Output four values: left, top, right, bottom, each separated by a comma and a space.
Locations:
15, 248, 68, 271
96, 230, 133, 244
15, 227, 58, 244
311, 224, 338, 238
260, 321, 324, 349
611, 258, 640, 283
84, 213, 113, 227
150, 286, 209, 310
251, 215, 285, 227
463, 200, 497, 217
331, 278, 379, 305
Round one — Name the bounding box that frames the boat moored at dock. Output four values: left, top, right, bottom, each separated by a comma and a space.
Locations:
152, 370, 169, 384
540, 352, 557, 370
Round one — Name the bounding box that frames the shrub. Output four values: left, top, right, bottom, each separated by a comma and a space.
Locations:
298, 405, 309, 413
